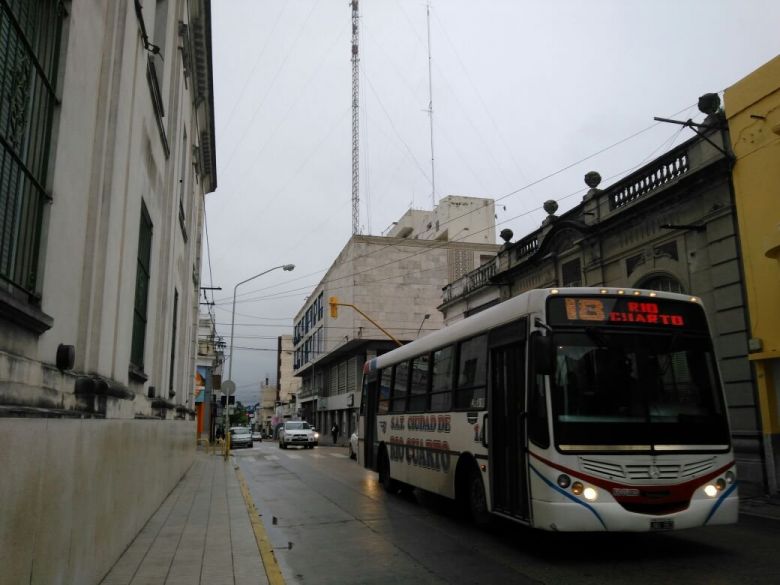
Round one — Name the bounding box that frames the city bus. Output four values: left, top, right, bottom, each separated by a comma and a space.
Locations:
357, 287, 738, 531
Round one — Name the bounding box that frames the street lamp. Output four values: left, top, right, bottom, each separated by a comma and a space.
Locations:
224, 264, 294, 453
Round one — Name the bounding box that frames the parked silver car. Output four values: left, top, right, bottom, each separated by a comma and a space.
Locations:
229, 426, 253, 449
278, 421, 318, 449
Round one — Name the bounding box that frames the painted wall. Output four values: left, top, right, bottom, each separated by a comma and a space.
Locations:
0, 419, 194, 585
0, 1, 217, 582
725, 54, 780, 493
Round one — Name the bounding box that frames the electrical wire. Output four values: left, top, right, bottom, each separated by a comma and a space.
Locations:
217, 0, 289, 136
219, 0, 325, 177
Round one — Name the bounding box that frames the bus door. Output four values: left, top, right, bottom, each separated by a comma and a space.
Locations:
361, 370, 378, 469
488, 319, 529, 520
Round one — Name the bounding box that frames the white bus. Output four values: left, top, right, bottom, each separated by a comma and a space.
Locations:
357, 287, 738, 531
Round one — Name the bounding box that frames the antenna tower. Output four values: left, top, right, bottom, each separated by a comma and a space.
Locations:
351, 1, 360, 234
426, 1, 436, 207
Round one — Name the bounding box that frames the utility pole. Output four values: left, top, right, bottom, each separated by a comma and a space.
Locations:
351, 0, 360, 235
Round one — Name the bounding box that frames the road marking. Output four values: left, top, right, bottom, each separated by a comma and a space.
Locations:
235, 466, 286, 585
310, 453, 324, 458
264, 455, 279, 461
330, 453, 349, 459
287, 454, 302, 459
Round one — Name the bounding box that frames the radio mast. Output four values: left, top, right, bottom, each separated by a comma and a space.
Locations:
351, 0, 360, 235
426, 1, 436, 207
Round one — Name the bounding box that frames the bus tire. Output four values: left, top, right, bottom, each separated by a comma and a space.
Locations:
467, 465, 490, 527
378, 447, 399, 494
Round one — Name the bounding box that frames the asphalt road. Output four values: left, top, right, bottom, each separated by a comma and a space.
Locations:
235, 442, 779, 585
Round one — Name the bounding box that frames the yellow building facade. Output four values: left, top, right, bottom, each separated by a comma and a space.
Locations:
725, 55, 780, 494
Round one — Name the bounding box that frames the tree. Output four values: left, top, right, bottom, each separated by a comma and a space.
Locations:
229, 401, 249, 426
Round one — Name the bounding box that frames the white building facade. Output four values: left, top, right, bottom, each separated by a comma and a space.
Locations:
0, 2, 217, 583
293, 197, 498, 443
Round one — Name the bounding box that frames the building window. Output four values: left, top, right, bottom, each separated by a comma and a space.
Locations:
0, 0, 64, 297
638, 274, 684, 294
178, 129, 188, 241
561, 258, 582, 287
654, 240, 679, 261
168, 288, 178, 395
131, 202, 153, 371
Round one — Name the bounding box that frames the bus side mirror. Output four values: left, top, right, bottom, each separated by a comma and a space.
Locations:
532, 332, 554, 375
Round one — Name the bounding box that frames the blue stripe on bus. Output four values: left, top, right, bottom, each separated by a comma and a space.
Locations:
529, 465, 607, 530
703, 481, 738, 525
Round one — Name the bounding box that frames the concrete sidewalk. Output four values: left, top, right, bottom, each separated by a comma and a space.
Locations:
739, 493, 780, 521
100, 450, 270, 585
99, 446, 780, 585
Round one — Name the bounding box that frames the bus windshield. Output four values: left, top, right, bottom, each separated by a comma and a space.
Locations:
550, 330, 731, 451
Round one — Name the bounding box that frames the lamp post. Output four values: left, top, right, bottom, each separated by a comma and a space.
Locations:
224, 264, 294, 455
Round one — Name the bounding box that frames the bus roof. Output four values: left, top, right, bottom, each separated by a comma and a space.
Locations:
363, 287, 702, 372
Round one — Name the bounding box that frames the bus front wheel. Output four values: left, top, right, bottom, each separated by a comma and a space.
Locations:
467, 465, 490, 527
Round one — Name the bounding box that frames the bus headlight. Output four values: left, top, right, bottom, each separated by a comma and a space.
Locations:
557, 474, 571, 488
725, 470, 736, 484
715, 478, 726, 491
583, 487, 598, 501
571, 482, 584, 495
703, 484, 718, 497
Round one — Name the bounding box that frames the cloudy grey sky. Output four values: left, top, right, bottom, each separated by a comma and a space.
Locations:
204, 0, 780, 404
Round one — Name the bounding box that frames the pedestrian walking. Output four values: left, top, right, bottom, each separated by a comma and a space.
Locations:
331, 422, 339, 445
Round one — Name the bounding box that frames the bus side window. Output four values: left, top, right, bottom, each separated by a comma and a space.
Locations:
391, 362, 410, 412
454, 335, 487, 410
409, 354, 431, 412
361, 370, 378, 416
431, 346, 455, 411
377, 368, 392, 414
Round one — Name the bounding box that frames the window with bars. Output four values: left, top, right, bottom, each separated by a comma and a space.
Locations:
0, 0, 64, 298
131, 202, 153, 371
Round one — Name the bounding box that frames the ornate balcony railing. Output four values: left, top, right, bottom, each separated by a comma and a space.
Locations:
442, 257, 497, 304
609, 149, 689, 210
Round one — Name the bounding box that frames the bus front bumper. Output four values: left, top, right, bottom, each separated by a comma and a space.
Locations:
530, 487, 739, 532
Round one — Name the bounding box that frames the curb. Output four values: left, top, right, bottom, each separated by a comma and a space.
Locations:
234, 462, 286, 585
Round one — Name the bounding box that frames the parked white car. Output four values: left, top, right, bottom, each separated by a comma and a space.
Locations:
279, 421, 319, 449
349, 431, 358, 460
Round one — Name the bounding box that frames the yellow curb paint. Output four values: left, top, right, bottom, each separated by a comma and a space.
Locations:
235, 466, 286, 585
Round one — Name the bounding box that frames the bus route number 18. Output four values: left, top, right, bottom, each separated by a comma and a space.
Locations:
564, 298, 606, 321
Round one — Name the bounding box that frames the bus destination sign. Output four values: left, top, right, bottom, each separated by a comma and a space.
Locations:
547, 296, 708, 330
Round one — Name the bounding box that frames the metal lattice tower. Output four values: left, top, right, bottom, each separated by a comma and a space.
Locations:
351, 0, 360, 235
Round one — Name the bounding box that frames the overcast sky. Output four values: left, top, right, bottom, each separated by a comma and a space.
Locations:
204, 0, 780, 404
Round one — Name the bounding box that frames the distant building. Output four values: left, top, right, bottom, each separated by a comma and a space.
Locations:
293, 196, 499, 442
277, 334, 302, 417
196, 313, 224, 442
0, 2, 217, 582
260, 382, 277, 433
387, 195, 496, 244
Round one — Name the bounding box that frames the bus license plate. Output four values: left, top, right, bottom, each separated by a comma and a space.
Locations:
650, 519, 674, 531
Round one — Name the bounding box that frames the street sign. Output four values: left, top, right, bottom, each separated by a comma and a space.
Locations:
222, 380, 236, 396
